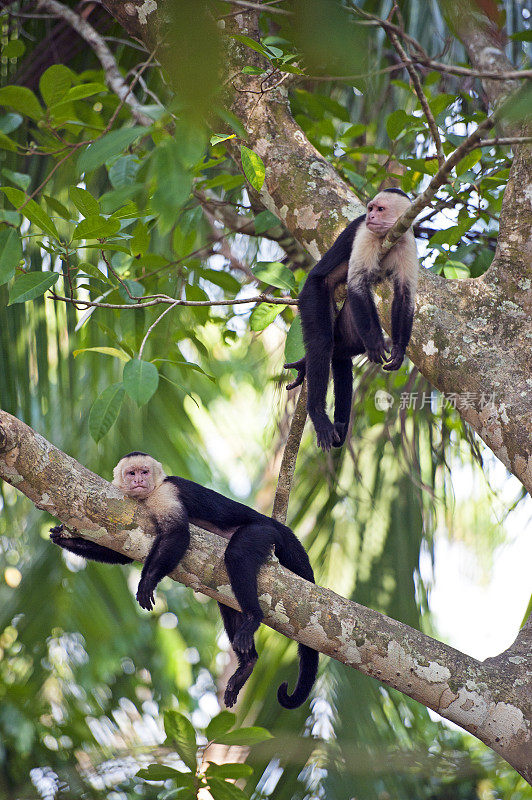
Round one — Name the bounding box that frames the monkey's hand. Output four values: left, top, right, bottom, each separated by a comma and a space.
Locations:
284, 357, 306, 390
50, 524, 66, 539
383, 345, 405, 371
365, 339, 389, 365
136, 580, 155, 611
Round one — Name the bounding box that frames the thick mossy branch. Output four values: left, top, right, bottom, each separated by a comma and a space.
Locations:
1, 408, 531, 781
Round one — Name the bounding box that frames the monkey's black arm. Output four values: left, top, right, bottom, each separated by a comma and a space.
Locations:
50, 526, 133, 564
136, 512, 191, 611
347, 279, 388, 364
383, 280, 414, 371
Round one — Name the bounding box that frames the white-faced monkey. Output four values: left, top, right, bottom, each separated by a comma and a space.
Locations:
50, 453, 318, 709
285, 189, 419, 451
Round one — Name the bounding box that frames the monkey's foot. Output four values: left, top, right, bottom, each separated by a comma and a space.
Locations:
224, 657, 257, 708
332, 422, 348, 448
233, 614, 261, 655
383, 346, 405, 371
314, 416, 341, 451
49, 524, 66, 538
136, 581, 155, 611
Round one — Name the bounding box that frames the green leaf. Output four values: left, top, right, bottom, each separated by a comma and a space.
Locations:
2, 39, 25, 59
240, 145, 266, 191
210, 726, 273, 747
200, 269, 240, 294
88, 384, 125, 442
39, 64, 73, 107
8, 271, 59, 304
73, 347, 129, 362
1, 169, 30, 191
69, 187, 100, 217
208, 777, 249, 800
0, 86, 43, 120
108, 155, 140, 189
163, 710, 197, 772
123, 359, 159, 406
386, 109, 409, 140
44, 195, 72, 221
0, 210, 21, 225
130, 221, 150, 256
249, 302, 285, 332
443, 260, 470, 279
429, 93, 455, 117
253, 261, 296, 292
72, 215, 121, 240
206, 763, 253, 780
0, 228, 22, 284
136, 765, 194, 786
62, 82, 107, 103
455, 149, 482, 177
253, 210, 280, 234
210, 133, 236, 146
241, 65, 266, 75
77, 127, 147, 174
284, 314, 305, 364
205, 711, 236, 741
2, 187, 59, 239
231, 34, 271, 58
0, 112, 22, 134
0, 132, 17, 152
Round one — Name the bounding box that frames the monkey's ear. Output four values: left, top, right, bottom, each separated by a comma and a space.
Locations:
112, 461, 124, 486
151, 458, 166, 486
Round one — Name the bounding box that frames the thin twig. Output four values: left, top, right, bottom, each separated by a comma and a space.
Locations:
478, 136, 532, 147
272, 381, 308, 524
380, 114, 496, 257
36, 0, 152, 126
138, 302, 180, 360
49, 292, 298, 310
387, 28, 445, 166
349, 6, 532, 80
217, 0, 291, 16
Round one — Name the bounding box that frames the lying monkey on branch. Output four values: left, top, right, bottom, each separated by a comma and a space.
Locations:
286, 189, 419, 451
50, 452, 318, 709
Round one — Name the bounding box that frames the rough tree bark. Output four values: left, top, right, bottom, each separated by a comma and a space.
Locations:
0, 410, 530, 780
97, 0, 532, 493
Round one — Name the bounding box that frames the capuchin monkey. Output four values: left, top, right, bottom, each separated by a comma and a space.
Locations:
285, 188, 419, 452
50, 453, 318, 710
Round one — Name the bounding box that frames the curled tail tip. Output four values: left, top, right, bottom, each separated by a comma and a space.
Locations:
277, 681, 305, 709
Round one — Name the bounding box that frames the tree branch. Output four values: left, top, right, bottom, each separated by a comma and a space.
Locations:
387, 28, 445, 166
36, 0, 152, 126
380, 113, 496, 256
0, 409, 530, 782
272, 381, 308, 524
49, 291, 298, 309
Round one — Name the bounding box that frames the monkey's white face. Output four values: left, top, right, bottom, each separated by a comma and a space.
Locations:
113, 454, 165, 500
365, 192, 409, 237
122, 465, 155, 499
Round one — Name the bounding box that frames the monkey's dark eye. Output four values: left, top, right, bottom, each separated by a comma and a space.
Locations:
378, 206, 384, 211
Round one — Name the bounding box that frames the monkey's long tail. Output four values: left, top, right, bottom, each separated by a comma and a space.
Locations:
274, 530, 319, 709
277, 644, 319, 709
